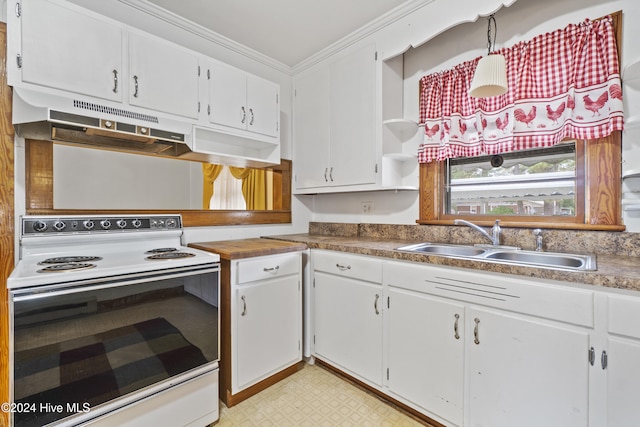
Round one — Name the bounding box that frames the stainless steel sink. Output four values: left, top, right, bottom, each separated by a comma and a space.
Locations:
396, 243, 596, 271
396, 243, 487, 257
485, 250, 596, 270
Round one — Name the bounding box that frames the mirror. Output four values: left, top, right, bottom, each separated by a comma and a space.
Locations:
25, 140, 292, 227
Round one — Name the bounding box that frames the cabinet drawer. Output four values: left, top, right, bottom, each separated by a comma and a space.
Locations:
236, 252, 301, 284
384, 260, 594, 327
608, 294, 640, 339
313, 250, 382, 283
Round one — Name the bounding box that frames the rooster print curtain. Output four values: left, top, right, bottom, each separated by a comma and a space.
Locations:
417, 15, 624, 163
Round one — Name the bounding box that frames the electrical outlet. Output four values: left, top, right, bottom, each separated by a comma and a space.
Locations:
361, 201, 374, 213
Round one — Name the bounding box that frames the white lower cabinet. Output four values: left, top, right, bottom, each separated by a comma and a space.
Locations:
387, 287, 464, 426
466, 306, 590, 427
232, 252, 302, 394
604, 293, 640, 427
312, 250, 383, 385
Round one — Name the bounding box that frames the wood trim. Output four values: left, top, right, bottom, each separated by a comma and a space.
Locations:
585, 132, 622, 225
0, 22, 13, 427
24, 141, 293, 227
315, 359, 446, 427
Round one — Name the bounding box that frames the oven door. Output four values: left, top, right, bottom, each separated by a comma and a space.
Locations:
9, 264, 219, 427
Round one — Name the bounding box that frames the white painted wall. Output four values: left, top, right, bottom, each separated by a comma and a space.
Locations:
310, 0, 640, 232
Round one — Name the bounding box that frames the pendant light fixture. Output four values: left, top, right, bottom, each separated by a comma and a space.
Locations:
469, 14, 508, 98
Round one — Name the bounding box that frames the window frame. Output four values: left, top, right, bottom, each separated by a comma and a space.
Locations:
418, 132, 623, 230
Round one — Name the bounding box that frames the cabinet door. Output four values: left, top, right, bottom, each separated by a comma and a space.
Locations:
293, 66, 331, 189
329, 43, 377, 187
235, 275, 301, 391
208, 62, 248, 130
314, 271, 383, 385
128, 32, 200, 119
247, 76, 279, 137
467, 307, 590, 427
606, 337, 640, 427
20, 0, 123, 102
387, 287, 464, 426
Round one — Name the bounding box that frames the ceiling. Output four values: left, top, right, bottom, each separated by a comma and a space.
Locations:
144, 0, 410, 67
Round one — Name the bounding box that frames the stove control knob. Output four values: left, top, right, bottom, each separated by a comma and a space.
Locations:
33, 221, 48, 232
100, 219, 112, 230
166, 218, 177, 229
53, 221, 66, 231
131, 219, 142, 228
116, 219, 127, 229
83, 220, 95, 230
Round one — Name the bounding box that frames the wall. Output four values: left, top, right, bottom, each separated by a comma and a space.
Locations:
310, 0, 640, 232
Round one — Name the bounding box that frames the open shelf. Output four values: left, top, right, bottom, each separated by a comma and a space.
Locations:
622, 169, 640, 179
383, 118, 419, 140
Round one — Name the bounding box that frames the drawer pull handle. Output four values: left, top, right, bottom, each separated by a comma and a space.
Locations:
336, 263, 351, 271
589, 347, 595, 366
454, 313, 460, 340
473, 317, 480, 345
374, 294, 380, 315
241, 295, 247, 316
263, 266, 280, 273
112, 69, 118, 93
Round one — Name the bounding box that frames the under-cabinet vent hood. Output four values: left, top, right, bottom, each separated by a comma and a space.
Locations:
12, 88, 280, 167
12, 88, 199, 159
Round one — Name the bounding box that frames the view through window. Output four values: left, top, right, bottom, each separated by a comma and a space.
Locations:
445, 143, 577, 217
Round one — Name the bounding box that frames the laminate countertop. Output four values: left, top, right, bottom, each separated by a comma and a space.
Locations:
262, 233, 640, 293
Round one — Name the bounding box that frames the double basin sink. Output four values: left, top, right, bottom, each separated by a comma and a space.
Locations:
396, 243, 597, 271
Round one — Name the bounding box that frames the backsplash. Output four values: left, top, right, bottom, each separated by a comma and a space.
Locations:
309, 222, 640, 258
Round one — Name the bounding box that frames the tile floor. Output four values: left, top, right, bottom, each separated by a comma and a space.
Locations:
213, 362, 432, 426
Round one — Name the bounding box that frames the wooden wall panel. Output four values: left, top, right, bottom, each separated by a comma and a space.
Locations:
0, 22, 14, 427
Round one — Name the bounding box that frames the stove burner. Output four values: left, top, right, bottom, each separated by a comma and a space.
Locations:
37, 263, 97, 273
145, 252, 196, 261
145, 248, 179, 254
38, 256, 103, 265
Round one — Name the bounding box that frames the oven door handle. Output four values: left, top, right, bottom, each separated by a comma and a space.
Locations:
10, 265, 220, 301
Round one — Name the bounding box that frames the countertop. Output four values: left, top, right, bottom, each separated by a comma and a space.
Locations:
263, 233, 640, 292
189, 238, 307, 260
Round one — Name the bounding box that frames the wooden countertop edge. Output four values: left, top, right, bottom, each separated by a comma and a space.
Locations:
189, 238, 307, 260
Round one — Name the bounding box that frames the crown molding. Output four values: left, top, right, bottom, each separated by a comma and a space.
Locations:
117, 0, 293, 75
117, 0, 436, 76
292, 0, 435, 73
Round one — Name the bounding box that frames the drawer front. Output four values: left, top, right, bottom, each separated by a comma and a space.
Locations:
236, 252, 301, 284
608, 294, 640, 339
384, 260, 594, 327
313, 250, 382, 283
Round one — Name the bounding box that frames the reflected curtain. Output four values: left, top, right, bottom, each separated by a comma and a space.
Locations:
229, 167, 267, 210
202, 164, 223, 209
418, 15, 624, 163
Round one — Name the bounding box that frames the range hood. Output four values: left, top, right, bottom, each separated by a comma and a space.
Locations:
12, 88, 280, 167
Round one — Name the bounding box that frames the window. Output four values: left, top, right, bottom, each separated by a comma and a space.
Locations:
446, 143, 578, 218
418, 133, 623, 230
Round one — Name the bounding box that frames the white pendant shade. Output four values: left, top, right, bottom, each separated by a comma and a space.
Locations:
469, 53, 508, 98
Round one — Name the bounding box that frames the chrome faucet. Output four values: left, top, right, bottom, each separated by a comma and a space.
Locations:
454, 219, 501, 246
533, 229, 543, 251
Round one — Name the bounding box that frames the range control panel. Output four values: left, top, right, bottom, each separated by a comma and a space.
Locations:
21, 215, 182, 236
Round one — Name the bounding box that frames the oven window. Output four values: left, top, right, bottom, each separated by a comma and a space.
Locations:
11, 270, 219, 427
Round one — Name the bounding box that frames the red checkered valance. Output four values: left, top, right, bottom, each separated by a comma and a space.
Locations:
418, 15, 624, 163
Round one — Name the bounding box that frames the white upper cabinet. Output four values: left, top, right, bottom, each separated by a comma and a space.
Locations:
208, 61, 279, 138
17, 0, 123, 102
128, 32, 200, 119
293, 43, 377, 192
